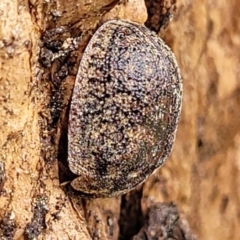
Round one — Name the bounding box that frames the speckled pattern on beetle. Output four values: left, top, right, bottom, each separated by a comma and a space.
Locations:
68, 20, 182, 198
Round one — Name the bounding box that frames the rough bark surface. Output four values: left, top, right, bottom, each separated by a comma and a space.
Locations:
0, 0, 239, 239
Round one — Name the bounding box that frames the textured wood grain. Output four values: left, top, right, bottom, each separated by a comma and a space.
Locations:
0, 0, 239, 239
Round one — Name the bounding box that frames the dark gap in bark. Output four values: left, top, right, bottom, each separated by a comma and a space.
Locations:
118, 186, 144, 240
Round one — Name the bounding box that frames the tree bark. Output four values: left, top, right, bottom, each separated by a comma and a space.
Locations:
0, 0, 239, 239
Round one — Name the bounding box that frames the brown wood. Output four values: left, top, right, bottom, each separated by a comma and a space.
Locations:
0, 0, 239, 239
